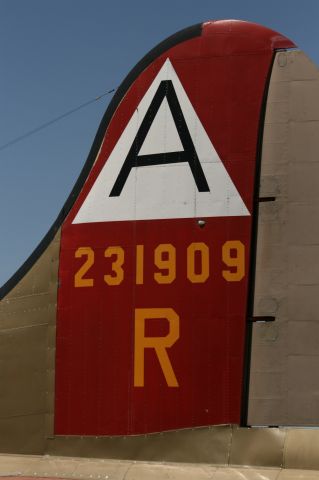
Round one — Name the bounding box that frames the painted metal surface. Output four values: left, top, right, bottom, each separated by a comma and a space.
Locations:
2, 426, 319, 475
2, 18, 319, 463
2, 465, 319, 480
249, 50, 319, 426
0, 230, 60, 454
0, 465, 316, 480
55, 21, 293, 435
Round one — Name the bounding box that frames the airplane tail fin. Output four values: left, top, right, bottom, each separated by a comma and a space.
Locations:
1, 21, 318, 464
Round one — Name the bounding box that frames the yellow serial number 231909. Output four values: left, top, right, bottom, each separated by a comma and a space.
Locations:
74, 241, 245, 287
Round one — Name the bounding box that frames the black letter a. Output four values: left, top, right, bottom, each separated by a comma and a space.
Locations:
109, 80, 210, 197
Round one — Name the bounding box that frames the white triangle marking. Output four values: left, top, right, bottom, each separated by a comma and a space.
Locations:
73, 58, 250, 224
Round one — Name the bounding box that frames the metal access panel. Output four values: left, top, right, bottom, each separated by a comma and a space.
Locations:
249, 50, 319, 426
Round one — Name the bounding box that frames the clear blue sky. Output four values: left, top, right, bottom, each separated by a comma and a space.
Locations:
0, 0, 318, 286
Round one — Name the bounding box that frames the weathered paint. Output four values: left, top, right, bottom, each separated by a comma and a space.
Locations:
2, 19, 319, 461
249, 49, 319, 426
0, 230, 60, 454
1, 426, 319, 473
54, 21, 293, 435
